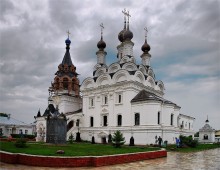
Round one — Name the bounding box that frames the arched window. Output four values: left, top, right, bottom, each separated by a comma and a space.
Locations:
170, 114, 174, 126
204, 134, 208, 140
158, 112, 161, 124
90, 117, 94, 127
117, 115, 122, 126
135, 113, 140, 126
76, 119, 80, 127
103, 116, 108, 126
104, 96, 108, 105
119, 94, 122, 103
63, 78, 69, 89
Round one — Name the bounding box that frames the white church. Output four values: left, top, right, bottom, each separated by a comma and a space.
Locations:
35, 10, 195, 145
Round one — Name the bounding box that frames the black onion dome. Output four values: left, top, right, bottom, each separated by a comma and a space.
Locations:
123, 29, 133, 41
97, 38, 106, 49
141, 40, 151, 52
118, 29, 125, 42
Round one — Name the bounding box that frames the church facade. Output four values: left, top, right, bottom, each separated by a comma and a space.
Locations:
35, 11, 195, 145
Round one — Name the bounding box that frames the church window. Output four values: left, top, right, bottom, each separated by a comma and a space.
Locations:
76, 119, 80, 127
63, 78, 69, 90
158, 112, 161, 124
204, 134, 208, 140
170, 114, 174, 126
119, 94, 122, 103
103, 95, 108, 105
117, 115, 122, 126
19, 129, 23, 134
189, 123, 191, 129
116, 93, 123, 104
25, 130, 28, 134
180, 121, 184, 128
89, 97, 94, 107
134, 113, 140, 126
90, 117, 94, 127
103, 116, 108, 126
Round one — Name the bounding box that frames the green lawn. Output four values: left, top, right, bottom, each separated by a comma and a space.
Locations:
166, 143, 220, 152
0, 141, 160, 156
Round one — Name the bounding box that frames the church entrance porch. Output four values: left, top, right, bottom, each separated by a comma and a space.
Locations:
101, 137, 107, 144
97, 131, 108, 143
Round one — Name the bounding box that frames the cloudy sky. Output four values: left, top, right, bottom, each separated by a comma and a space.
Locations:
0, 0, 219, 131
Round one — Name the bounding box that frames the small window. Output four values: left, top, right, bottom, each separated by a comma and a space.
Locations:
89, 97, 94, 107
204, 134, 208, 140
116, 93, 123, 104
104, 95, 108, 105
117, 115, 122, 126
135, 113, 140, 126
170, 114, 174, 126
189, 123, 191, 129
103, 116, 108, 126
25, 130, 28, 134
158, 112, 160, 124
118, 94, 122, 103
90, 117, 94, 127
76, 119, 80, 127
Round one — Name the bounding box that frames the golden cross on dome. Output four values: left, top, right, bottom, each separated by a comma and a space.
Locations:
100, 23, 104, 36
67, 30, 71, 39
144, 27, 148, 39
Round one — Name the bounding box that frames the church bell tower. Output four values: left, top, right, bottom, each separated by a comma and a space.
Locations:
48, 32, 82, 114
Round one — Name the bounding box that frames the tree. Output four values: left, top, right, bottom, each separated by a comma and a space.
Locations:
112, 130, 125, 148
194, 132, 199, 137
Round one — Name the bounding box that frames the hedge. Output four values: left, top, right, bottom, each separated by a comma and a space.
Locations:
11, 134, 35, 139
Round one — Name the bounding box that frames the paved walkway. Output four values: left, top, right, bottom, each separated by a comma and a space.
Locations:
1, 148, 220, 170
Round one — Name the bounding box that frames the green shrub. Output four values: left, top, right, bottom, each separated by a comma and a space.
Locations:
15, 138, 27, 148
112, 130, 125, 148
180, 135, 198, 148
11, 134, 35, 139
68, 134, 74, 144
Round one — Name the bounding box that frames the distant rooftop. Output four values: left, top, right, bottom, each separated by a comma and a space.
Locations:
0, 115, 31, 126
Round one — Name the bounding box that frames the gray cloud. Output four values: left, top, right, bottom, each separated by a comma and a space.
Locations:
0, 0, 219, 131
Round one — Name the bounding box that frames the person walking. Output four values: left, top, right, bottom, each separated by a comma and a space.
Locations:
175, 137, 180, 148
158, 136, 163, 147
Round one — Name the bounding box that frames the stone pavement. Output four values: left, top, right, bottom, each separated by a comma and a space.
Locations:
1, 148, 220, 170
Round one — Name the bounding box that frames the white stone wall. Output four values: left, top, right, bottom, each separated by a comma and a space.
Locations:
199, 131, 215, 143
0, 125, 33, 137
122, 41, 134, 57
35, 117, 46, 142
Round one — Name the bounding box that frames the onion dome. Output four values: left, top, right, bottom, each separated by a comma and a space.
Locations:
123, 29, 133, 41
118, 18, 127, 42
118, 29, 125, 42
65, 38, 71, 45
97, 37, 106, 50
141, 39, 151, 53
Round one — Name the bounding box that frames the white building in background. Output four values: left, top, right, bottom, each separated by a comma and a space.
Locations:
35, 10, 195, 144
0, 114, 33, 137
199, 118, 215, 143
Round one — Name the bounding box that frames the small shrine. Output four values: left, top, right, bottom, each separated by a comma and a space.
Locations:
199, 117, 215, 143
